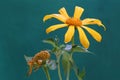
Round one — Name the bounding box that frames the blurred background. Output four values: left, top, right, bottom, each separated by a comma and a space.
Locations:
0, 0, 120, 80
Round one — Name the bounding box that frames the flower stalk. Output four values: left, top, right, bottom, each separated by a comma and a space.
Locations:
57, 54, 62, 80
66, 67, 70, 80
43, 65, 51, 80
58, 62, 62, 80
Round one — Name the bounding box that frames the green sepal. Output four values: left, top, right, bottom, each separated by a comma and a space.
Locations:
71, 45, 93, 54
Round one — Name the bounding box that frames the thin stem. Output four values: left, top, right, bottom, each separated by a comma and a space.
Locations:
66, 37, 75, 80
43, 65, 51, 80
58, 62, 62, 80
71, 37, 83, 80
66, 64, 70, 80
57, 55, 62, 80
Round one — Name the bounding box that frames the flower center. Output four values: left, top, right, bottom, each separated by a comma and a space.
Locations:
66, 18, 82, 26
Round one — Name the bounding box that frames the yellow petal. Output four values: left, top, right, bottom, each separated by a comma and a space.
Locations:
46, 24, 68, 34
74, 6, 84, 19
82, 26, 102, 42
64, 26, 75, 43
43, 14, 67, 22
77, 27, 90, 49
82, 18, 106, 30
59, 7, 70, 18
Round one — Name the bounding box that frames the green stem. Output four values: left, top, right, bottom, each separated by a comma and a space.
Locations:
57, 55, 62, 80
71, 37, 83, 80
58, 62, 62, 80
43, 65, 51, 80
66, 37, 75, 80
70, 52, 73, 59
66, 64, 70, 80
71, 36, 75, 46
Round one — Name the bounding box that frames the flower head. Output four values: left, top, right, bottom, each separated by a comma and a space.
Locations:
43, 6, 106, 49
25, 50, 50, 76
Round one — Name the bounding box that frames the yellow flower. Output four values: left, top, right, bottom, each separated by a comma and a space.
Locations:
43, 6, 106, 49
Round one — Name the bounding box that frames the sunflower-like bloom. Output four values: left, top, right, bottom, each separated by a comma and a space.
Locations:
43, 6, 106, 49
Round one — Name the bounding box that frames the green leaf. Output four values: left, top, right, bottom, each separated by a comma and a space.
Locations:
43, 38, 57, 48
62, 52, 71, 75
79, 68, 86, 79
72, 45, 93, 54
62, 52, 72, 80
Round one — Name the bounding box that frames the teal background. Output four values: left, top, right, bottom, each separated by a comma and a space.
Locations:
0, 0, 120, 80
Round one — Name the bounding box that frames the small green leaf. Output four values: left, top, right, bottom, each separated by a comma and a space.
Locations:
43, 38, 57, 48
62, 52, 71, 75
79, 68, 86, 79
72, 45, 93, 54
